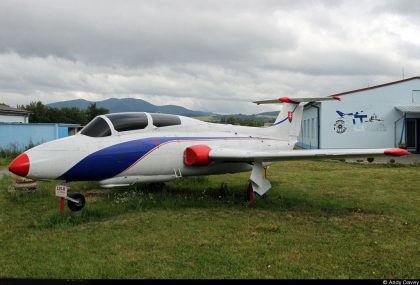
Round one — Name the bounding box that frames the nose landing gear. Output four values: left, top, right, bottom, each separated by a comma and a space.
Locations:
66, 193, 86, 212
55, 184, 86, 214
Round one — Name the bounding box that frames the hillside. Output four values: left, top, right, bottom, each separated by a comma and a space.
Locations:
47, 98, 278, 123
47, 98, 213, 117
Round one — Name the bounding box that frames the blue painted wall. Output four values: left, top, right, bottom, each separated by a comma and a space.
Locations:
0, 123, 80, 150
58, 126, 69, 138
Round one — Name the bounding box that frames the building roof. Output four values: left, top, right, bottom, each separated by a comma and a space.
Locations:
395, 105, 420, 113
0, 122, 81, 126
0, 104, 30, 115
329, 76, 420, 97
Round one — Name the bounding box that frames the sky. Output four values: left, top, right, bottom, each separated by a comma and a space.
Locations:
0, 0, 419, 114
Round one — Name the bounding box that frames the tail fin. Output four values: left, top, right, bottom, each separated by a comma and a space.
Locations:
254, 96, 341, 142
270, 102, 304, 141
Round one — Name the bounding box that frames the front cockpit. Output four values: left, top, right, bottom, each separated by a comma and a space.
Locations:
80, 116, 112, 137
79, 112, 182, 137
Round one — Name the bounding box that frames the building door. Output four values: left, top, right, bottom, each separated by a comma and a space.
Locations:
417, 119, 420, 153
406, 119, 420, 153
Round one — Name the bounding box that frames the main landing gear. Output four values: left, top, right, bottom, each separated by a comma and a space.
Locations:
247, 182, 254, 205
246, 163, 271, 206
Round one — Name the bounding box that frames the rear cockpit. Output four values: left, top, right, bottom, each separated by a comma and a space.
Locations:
79, 112, 182, 137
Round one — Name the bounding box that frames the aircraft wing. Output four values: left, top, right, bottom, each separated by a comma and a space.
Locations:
209, 148, 411, 162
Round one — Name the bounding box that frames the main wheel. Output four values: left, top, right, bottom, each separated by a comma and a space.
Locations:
247, 182, 254, 204
67, 193, 86, 212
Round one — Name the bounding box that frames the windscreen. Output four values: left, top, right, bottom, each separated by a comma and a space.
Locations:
150, 113, 181, 127
80, 117, 111, 137
106, 113, 149, 132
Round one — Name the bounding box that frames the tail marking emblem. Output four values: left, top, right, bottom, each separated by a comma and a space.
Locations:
288, 111, 293, 122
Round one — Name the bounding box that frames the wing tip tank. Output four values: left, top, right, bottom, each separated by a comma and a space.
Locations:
384, 148, 412, 157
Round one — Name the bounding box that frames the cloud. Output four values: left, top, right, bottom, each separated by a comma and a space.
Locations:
0, 0, 419, 114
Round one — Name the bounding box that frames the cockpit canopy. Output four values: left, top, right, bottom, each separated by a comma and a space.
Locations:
80, 112, 182, 137
149, 113, 181, 127
80, 117, 111, 137
107, 113, 148, 132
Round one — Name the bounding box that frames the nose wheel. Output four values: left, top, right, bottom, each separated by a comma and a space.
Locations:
66, 193, 86, 212
56, 184, 86, 214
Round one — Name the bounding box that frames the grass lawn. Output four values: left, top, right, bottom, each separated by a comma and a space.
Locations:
0, 160, 419, 279
0, 157, 12, 168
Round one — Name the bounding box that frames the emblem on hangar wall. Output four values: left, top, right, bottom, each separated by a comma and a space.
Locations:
334, 119, 347, 133
333, 110, 386, 134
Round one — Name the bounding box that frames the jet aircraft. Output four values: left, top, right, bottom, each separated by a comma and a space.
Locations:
8, 96, 411, 211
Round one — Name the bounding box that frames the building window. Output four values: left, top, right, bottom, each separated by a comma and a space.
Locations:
306, 119, 309, 138
311, 118, 314, 139
300, 120, 305, 139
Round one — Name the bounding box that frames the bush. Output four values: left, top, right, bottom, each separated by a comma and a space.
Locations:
0, 141, 37, 158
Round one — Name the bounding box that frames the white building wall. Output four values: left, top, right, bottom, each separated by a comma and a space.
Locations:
319, 79, 420, 149
0, 114, 27, 123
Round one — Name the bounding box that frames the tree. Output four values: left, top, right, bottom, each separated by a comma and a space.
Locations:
22, 101, 50, 123
19, 101, 108, 125
86, 103, 109, 122
219, 115, 264, 127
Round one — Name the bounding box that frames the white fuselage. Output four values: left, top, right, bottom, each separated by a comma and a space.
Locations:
23, 114, 293, 187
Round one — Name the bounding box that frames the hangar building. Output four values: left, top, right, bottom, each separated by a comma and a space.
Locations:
297, 76, 420, 153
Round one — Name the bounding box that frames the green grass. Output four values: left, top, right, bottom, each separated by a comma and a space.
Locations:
0, 160, 419, 279
0, 157, 11, 168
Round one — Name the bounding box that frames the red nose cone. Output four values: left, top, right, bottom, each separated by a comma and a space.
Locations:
9, 153, 30, 177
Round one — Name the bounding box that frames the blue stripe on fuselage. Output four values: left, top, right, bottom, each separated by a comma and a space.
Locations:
58, 136, 247, 181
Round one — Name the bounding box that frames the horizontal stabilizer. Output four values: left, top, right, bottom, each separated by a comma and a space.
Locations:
253, 96, 341, 105
210, 148, 411, 162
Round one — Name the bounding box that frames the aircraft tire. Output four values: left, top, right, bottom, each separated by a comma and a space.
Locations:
246, 182, 254, 204
67, 193, 86, 212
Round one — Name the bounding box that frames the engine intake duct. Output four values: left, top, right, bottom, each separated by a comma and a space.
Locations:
183, 145, 212, 166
